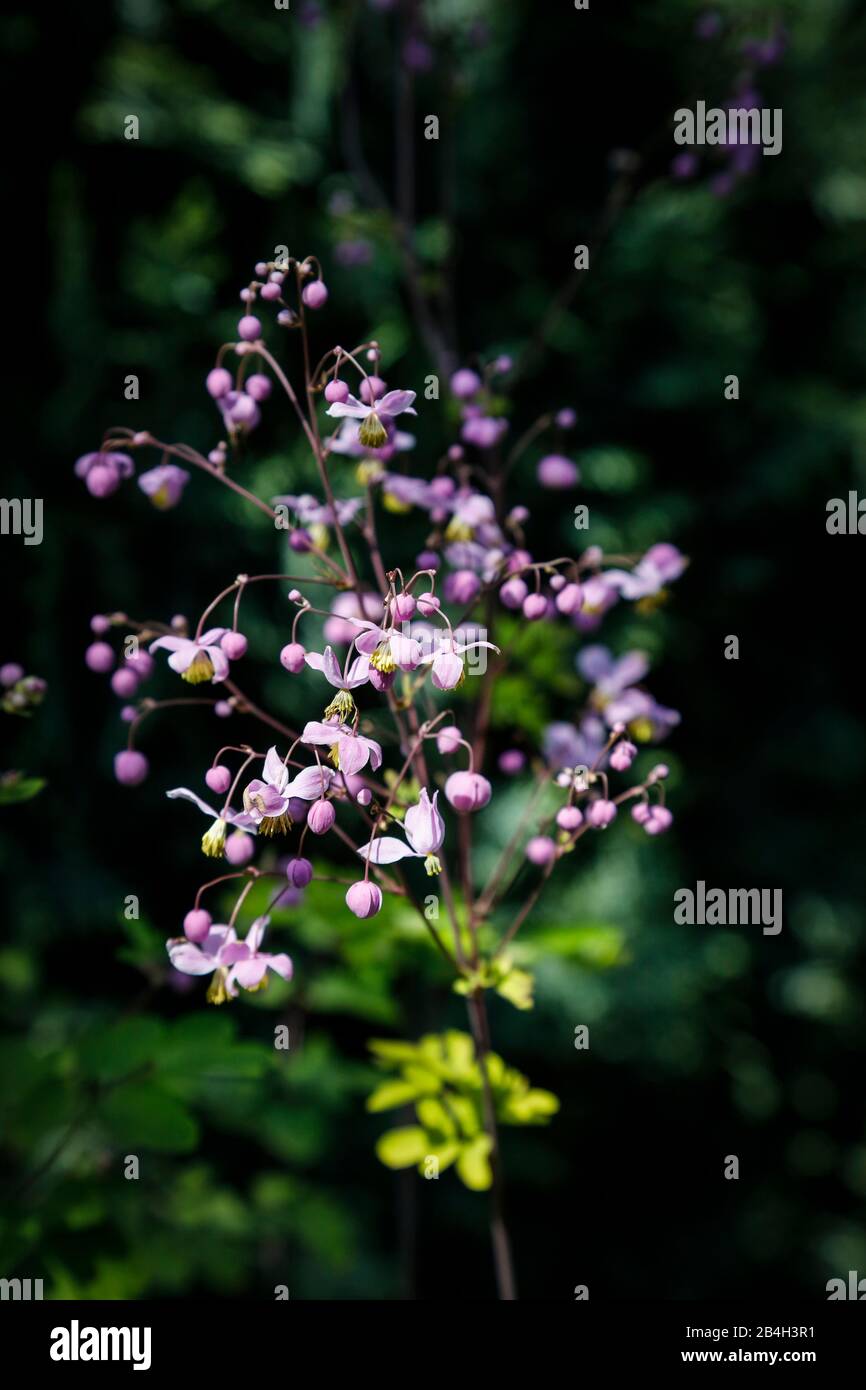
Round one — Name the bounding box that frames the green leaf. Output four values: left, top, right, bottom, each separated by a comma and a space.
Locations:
98, 1082, 199, 1152
529, 923, 628, 968
416, 1097, 456, 1138
376, 1126, 429, 1170
495, 965, 535, 1011
0, 776, 46, 804
366, 1080, 424, 1113
79, 1018, 165, 1082
501, 1088, 561, 1125
456, 1135, 493, 1191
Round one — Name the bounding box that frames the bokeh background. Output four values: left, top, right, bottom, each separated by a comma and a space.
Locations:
3, 0, 866, 1300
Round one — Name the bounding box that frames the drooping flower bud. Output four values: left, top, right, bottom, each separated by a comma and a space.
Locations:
445, 771, 492, 813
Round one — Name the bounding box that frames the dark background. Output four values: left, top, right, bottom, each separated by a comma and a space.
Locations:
2, 0, 865, 1299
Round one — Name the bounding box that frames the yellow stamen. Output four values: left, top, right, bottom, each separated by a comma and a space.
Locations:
324, 689, 356, 721
258, 813, 291, 837
358, 411, 388, 449
424, 854, 442, 877
182, 652, 215, 685
383, 492, 411, 514
207, 967, 230, 1005
370, 641, 396, 674
445, 517, 473, 542
356, 460, 384, 486
629, 717, 654, 744
201, 818, 227, 858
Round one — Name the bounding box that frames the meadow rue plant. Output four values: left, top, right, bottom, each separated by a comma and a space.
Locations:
76, 249, 685, 1298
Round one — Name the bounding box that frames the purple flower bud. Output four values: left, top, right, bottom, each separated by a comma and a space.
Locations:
114, 749, 148, 786
86, 641, 115, 674
325, 379, 349, 404
280, 642, 306, 673
214, 700, 233, 718
220, 631, 248, 660
111, 667, 138, 698
1, 662, 24, 686
499, 576, 528, 609
225, 830, 255, 865
286, 857, 314, 888
360, 375, 386, 404
526, 835, 556, 865
308, 799, 336, 835
555, 408, 577, 429
260, 281, 282, 301
450, 368, 482, 399
522, 594, 548, 621
444, 570, 481, 605
86, 463, 122, 498
498, 748, 525, 775
648, 763, 670, 782
246, 373, 272, 402
237, 315, 262, 341
356, 787, 372, 807
184, 908, 212, 943
436, 724, 463, 755
537, 454, 579, 489
346, 880, 383, 919
555, 583, 583, 615
609, 740, 637, 772
227, 393, 259, 426
587, 799, 617, 829
90, 615, 110, 635
416, 592, 440, 615
644, 806, 673, 836
120, 705, 136, 722
556, 805, 583, 831
302, 280, 328, 309
391, 593, 416, 620
206, 766, 232, 795
289, 528, 314, 552
206, 367, 233, 399
445, 771, 492, 813
631, 801, 651, 824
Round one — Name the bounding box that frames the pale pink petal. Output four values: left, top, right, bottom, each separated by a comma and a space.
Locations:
357, 836, 417, 864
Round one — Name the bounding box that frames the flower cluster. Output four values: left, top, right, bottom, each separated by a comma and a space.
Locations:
74, 249, 684, 1022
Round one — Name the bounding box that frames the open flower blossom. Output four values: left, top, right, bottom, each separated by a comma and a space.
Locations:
150, 628, 229, 684
328, 420, 416, 460
301, 719, 383, 776
166, 786, 257, 858
167, 916, 291, 1004
138, 463, 190, 510
271, 491, 365, 527
602, 544, 687, 601
419, 635, 499, 690
219, 915, 292, 996
304, 644, 371, 719
326, 388, 417, 450
358, 788, 445, 875
243, 751, 335, 831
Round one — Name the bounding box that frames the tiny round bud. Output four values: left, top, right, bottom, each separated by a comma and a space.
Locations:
86, 641, 115, 674
346, 880, 383, 919
206, 367, 233, 399
260, 281, 282, 301
360, 375, 386, 404
302, 280, 329, 309
631, 801, 652, 824
225, 830, 255, 865
644, 806, 674, 836
526, 835, 557, 865
498, 749, 525, 775
555, 583, 584, 615
522, 593, 548, 621
391, 593, 416, 621
245, 373, 272, 402
289, 528, 313, 552
556, 805, 583, 831
286, 857, 314, 888
220, 631, 248, 660
206, 766, 232, 795
436, 725, 463, 756
184, 908, 212, 943
307, 799, 336, 835
587, 798, 617, 829
90, 615, 110, 635
111, 667, 139, 698
445, 771, 492, 813
114, 749, 149, 786
499, 577, 528, 610
537, 453, 579, 489
450, 368, 482, 399
214, 700, 233, 718
325, 378, 350, 403
280, 642, 306, 674
237, 315, 262, 342
0, 662, 24, 686
356, 788, 372, 807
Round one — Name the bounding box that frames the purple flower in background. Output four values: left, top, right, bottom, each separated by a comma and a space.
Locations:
326, 388, 417, 451
603, 544, 687, 601
221, 916, 293, 996
74, 450, 134, 498
138, 463, 190, 510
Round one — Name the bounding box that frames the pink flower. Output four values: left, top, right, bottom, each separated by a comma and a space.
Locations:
301, 720, 383, 776
304, 644, 371, 719
357, 788, 446, 875
444, 771, 492, 813
165, 785, 257, 858
326, 388, 417, 450
150, 628, 229, 684
138, 463, 190, 510
242, 747, 293, 836
221, 916, 293, 996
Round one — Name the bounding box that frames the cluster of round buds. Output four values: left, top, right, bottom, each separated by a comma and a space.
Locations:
84, 616, 156, 703
499, 562, 584, 622
1, 663, 47, 716
206, 353, 273, 439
